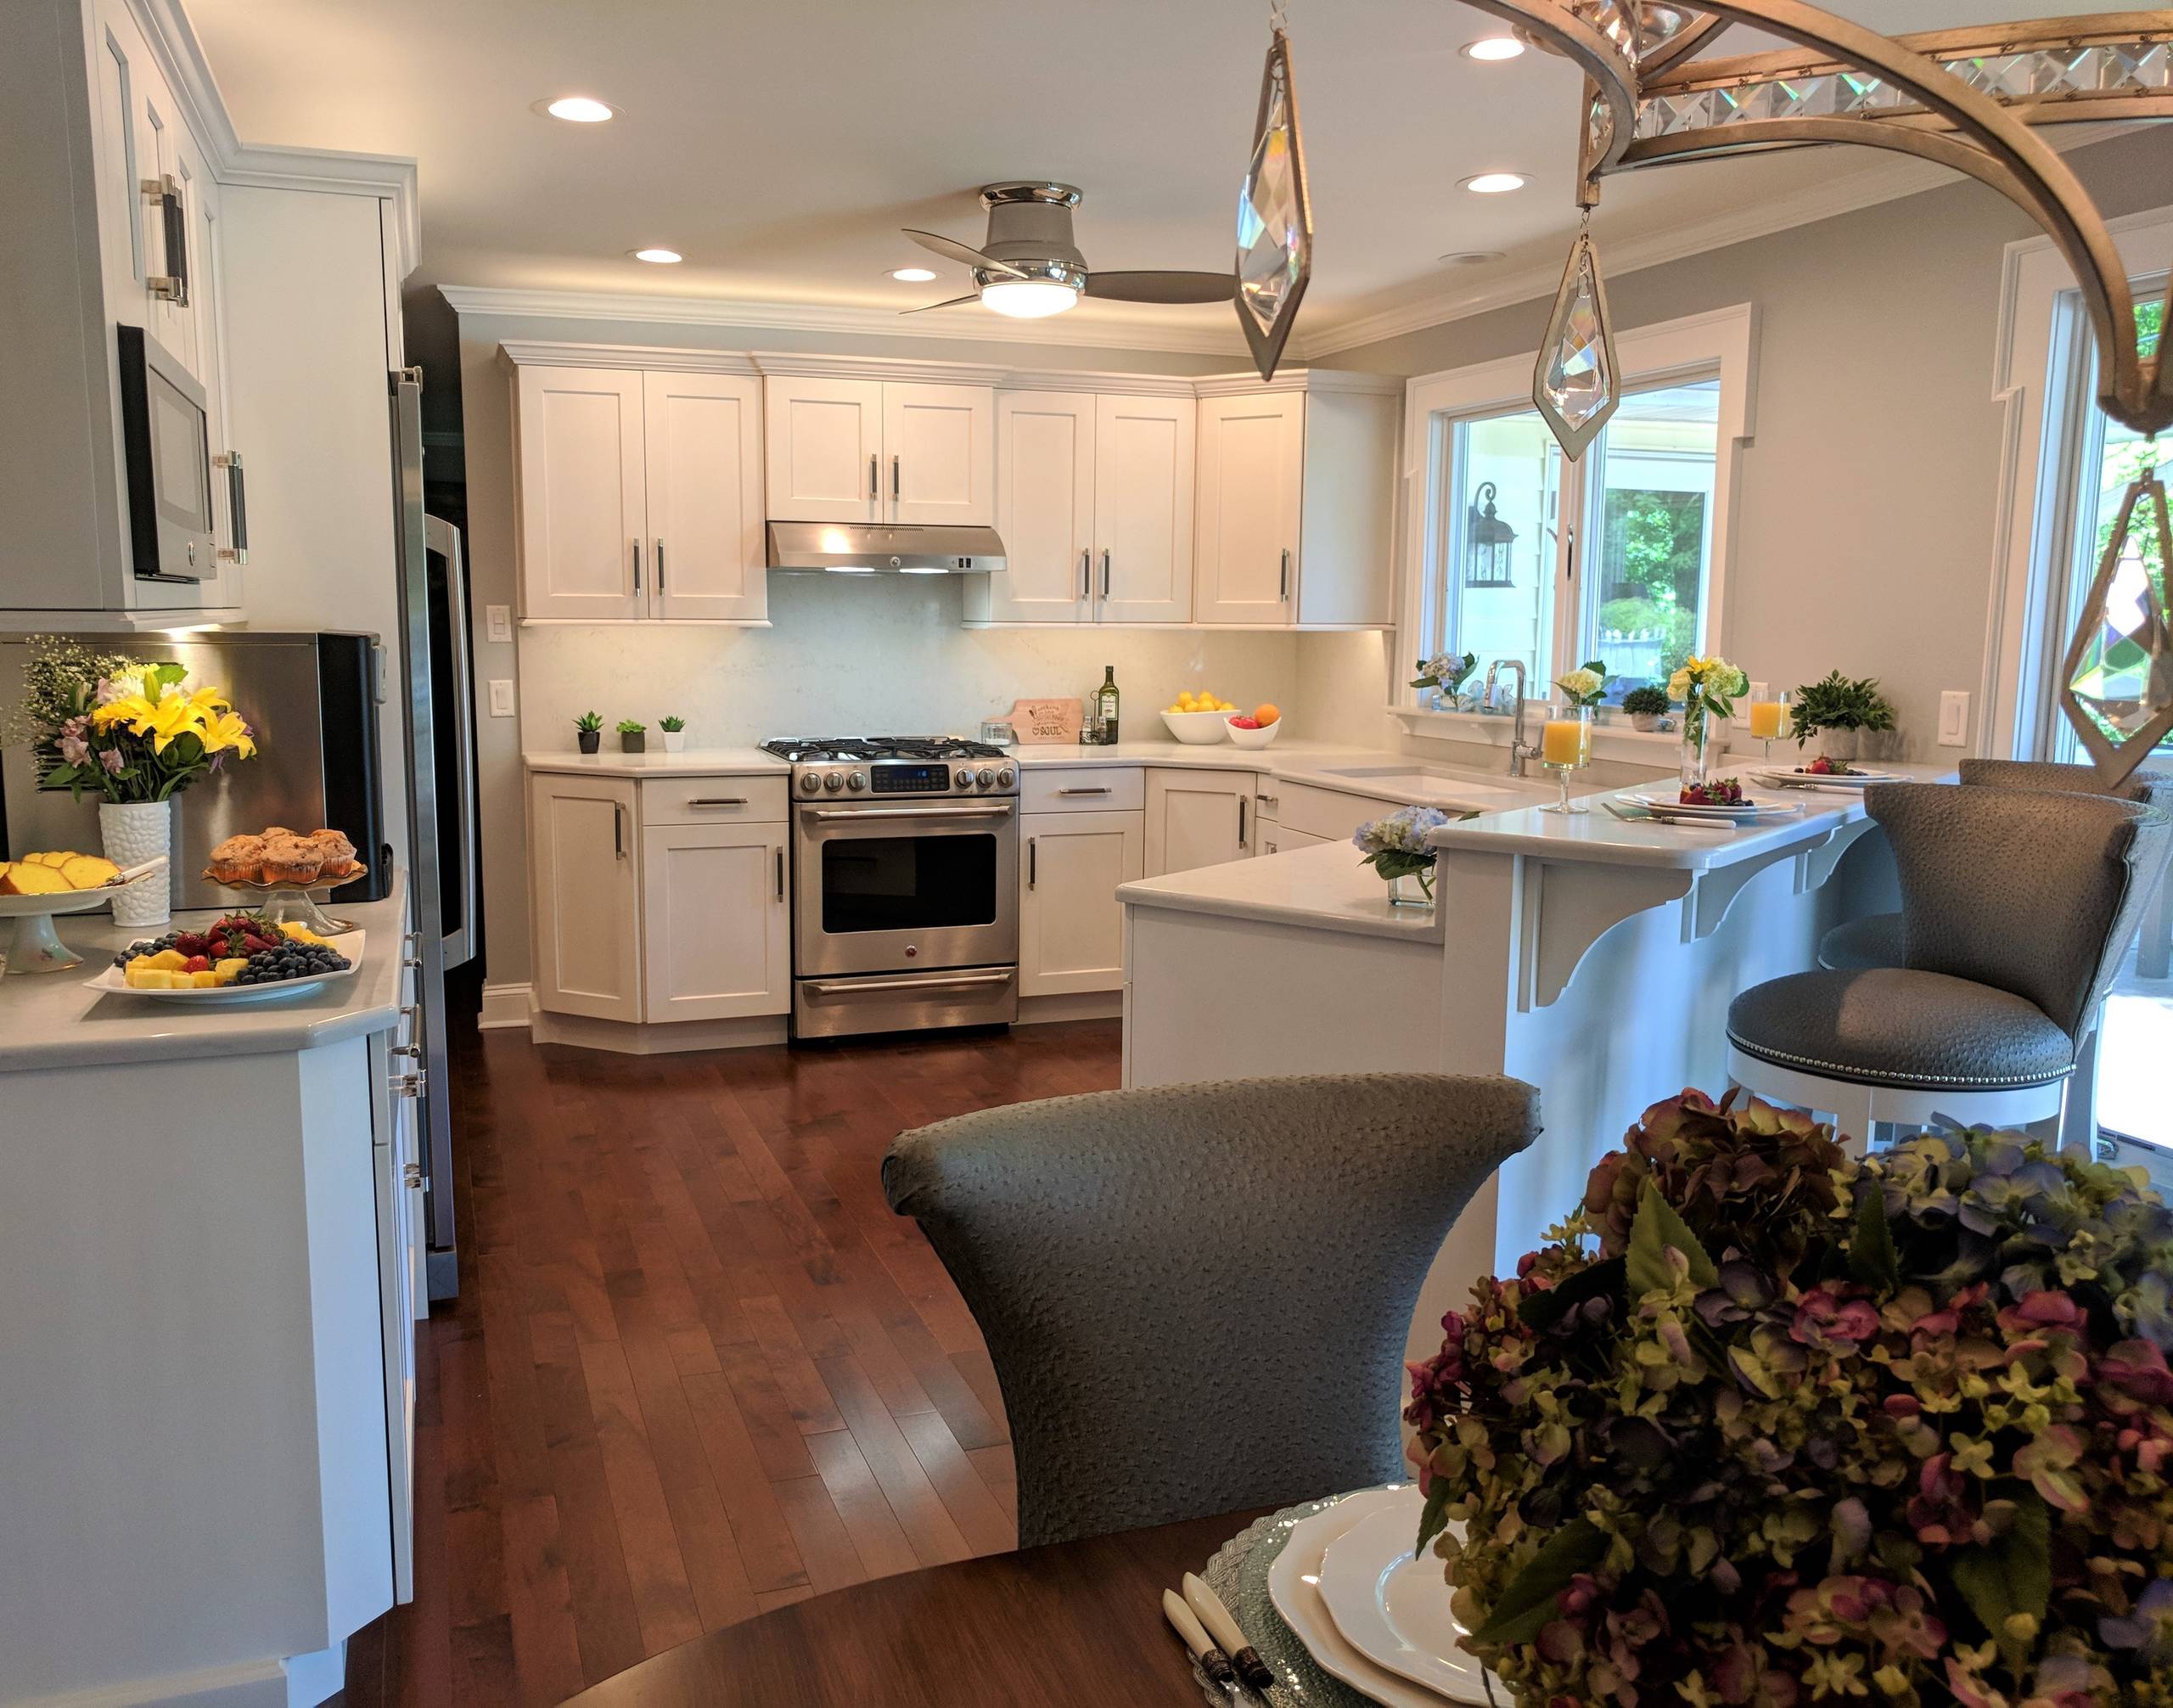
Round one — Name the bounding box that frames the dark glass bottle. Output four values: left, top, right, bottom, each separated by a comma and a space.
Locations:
1093, 666, 1120, 745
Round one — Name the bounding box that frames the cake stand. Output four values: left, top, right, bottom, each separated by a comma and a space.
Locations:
203, 862, 369, 934
0, 857, 170, 975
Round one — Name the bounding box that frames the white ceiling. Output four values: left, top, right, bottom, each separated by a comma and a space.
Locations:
187, 0, 2122, 353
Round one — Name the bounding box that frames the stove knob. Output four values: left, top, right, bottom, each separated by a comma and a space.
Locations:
845, 771, 867, 792
975, 767, 996, 788
798, 773, 821, 795
954, 768, 974, 789
995, 765, 1016, 789
823, 772, 845, 793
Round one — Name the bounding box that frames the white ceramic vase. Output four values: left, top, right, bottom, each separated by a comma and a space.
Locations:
661, 729, 686, 752
99, 800, 171, 929
1821, 728, 1861, 762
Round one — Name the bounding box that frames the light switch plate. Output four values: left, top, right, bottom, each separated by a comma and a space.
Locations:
1938, 689, 1969, 747
485, 604, 512, 644
488, 678, 516, 718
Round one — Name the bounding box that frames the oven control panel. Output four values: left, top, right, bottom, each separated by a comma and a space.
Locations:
870, 762, 950, 795
793, 761, 1019, 799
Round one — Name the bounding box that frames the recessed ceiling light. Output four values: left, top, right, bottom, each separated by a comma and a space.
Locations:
1461, 36, 1525, 60
630, 247, 682, 264
1438, 250, 1506, 267
1461, 171, 1529, 194
538, 95, 615, 123
890, 267, 938, 283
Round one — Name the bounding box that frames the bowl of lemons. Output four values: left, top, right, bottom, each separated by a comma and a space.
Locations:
1161, 690, 1239, 744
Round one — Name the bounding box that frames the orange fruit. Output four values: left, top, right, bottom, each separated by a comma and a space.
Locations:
1253, 703, 1281, 727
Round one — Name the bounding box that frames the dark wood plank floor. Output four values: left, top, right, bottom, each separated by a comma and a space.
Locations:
338, 1019, 1123, 1708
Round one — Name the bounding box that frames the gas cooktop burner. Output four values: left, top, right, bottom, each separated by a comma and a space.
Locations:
760, 736, 1008, 764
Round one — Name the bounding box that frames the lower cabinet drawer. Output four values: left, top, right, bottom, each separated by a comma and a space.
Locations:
1020, 766, 1146, 813
641, 775, 791, 826
1277, 781, 1395, 842
1261, 826, 1333, 856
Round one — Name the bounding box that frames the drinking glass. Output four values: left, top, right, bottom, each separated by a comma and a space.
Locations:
1540, 705, 1593, 815
1748, 694, 1790, 760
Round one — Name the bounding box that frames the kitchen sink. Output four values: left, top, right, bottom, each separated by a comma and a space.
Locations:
1312, 765, 1558, 811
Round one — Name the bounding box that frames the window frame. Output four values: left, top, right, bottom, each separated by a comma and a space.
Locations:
1395, 303, 1757, 737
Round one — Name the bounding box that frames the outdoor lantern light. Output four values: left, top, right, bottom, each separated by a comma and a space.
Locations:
1466, 481, 1517, 587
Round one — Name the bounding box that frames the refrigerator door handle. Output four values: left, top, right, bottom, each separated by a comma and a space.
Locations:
424, 514, 481, 973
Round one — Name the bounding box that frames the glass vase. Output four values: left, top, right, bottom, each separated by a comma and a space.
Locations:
1386, 868, 1435, 908
1679, 705, 1712, 791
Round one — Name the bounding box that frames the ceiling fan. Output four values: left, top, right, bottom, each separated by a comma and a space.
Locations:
901, 182, 1236, 319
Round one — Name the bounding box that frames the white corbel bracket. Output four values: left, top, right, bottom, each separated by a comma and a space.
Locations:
1521, 860, 1694, 1012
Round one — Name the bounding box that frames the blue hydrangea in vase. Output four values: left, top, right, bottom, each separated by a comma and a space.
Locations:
1411, 650, 1478, 713
1353, 805, 1452, 907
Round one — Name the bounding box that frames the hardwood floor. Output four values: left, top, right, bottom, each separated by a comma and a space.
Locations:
338, 1019, 1122, 1708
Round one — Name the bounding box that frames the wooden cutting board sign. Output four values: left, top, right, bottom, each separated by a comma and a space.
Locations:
1007, 698, 1083, 745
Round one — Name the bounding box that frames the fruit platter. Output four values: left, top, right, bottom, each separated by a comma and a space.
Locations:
87, 913, 363, 1003
0, 852, 170, 976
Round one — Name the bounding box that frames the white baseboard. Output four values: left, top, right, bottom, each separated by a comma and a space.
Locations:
478, 982, 533, 1030
1016, 990, 1123, 1025
528, 1009, 789, 1054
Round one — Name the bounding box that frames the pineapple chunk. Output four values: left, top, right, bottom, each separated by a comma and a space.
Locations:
278, 922, 328, 946
190, 969, 220, 988
146, 948, 188, 971
214, 958, 249, 983
125, 966, 175, 989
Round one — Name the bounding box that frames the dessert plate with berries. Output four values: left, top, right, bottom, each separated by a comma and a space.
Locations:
87, 913, 363, 1003
1749, 757, 1900, 790
1626, 778, 1804, 823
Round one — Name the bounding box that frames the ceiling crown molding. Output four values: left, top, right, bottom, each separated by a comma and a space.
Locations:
435, 284, 1249, 357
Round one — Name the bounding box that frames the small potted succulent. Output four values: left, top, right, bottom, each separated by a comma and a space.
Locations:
1621, 683, 1670, 732
659, 714, 687, 754
615, 718, 647, 754
575, 711, 603, 755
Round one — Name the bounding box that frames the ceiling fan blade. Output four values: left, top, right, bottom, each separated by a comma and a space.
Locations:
1084, 269, 1237, 305
899, 294, 980, 316
901, 228, 1024, 279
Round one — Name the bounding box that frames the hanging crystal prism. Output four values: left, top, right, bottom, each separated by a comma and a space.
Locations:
2061, 460, 2173, 784
1235, 25, 1311, 380
1533, 216, 1620, 460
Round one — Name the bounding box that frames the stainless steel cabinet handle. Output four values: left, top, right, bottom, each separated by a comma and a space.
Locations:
686, 796, 750, 806
1028, 837, 1036, 889
1056, 786, 1112, 796
391, 1072, 426, 1098
806, 804, 1014, 821
869, 453, 879, 499
613, 801, 625, 857
776, 846, 785, 901
1279, 548, 1290, 601
804, 971, 1014, 997
655, 537, 665, 593
1258, 793, 1279, 809
632, 539, 643, 595
1079, 548, 1091, 601
390, 1042, 422, 1061
1101, 549, 1111, 598
214, 452, 248, 565
141, 175, 188, 304
402, 1162, 424, 1185
892, 455, 901, 501
1238, 795, 1249, 851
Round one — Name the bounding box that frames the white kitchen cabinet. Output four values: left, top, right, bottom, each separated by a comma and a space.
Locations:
1193, 390, 1305, 624
1261, 826, 1334, 856
514, 364, 648, 621
530, 772, 643, 1020
763, 374, 884, 523
1020, 809, 1144, 996
980, 390, 1095, 622
885, 380, 994, 525
1095, 393, 1196, 623
642, 821, 791, 1021
644, 371, 766, 621
1145, 768, 1258, 876
369, 1026, 420, 1604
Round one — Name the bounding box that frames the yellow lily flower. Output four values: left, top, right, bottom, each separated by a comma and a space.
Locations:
140, 687, 209, 754
89, 692, 157, 733
201, 710, 256, 759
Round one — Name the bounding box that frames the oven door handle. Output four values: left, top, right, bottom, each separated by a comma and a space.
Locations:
802, 972, 1016, 997
802, 804, 1014, 821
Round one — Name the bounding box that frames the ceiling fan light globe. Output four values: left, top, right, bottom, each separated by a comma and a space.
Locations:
980, 278, 1080, 318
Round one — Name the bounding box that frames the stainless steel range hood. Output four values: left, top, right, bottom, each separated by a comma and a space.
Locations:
766, 521, 1006, 574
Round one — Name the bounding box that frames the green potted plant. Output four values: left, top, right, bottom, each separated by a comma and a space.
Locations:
575, 711, 603, 755
615, 718, 647, 754
1790, 670, 1896, 761
659, 714, 687, 754
1620, 683, 1670, 732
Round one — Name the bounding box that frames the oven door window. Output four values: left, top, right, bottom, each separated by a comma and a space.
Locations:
821, 832, 997, 934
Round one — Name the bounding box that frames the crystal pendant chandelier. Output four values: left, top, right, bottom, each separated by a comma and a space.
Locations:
1235, 3, 1311, 381
1533, 212, 1620, 460
2061, 450, 2173, 784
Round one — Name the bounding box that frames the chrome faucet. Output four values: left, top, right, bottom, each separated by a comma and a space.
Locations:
1483, 659, 1538, 777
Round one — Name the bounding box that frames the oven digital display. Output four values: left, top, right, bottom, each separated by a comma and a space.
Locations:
870, 763, 951, 795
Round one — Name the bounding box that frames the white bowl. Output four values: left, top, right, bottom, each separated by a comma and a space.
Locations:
1225, 718, 1282, 750
1159, 710, 1232, 744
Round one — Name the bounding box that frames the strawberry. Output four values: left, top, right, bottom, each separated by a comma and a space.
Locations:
242, 935, 277, 955
182, 955, 210, 974
174, 933, 210, 956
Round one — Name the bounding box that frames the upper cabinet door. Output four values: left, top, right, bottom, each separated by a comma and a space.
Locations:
763, 376, 882, 522
984, 391, 1093, 623
1192, 391, 1305, 625
644, 371, 766, 622
884, 382, 994, 525
515, 366, 648, 621
1094, 394, 1196, 624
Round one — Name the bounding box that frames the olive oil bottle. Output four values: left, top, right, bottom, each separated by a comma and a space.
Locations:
1092, 666, 1120, 745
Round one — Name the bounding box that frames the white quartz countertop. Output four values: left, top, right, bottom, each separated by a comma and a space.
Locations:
0, 872, 407, 1073
1426, 761, 1959, 870
523, 745, 789, 777
1118, 840, 1446, 943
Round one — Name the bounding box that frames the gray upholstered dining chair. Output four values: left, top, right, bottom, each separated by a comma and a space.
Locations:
881, 1074, 1540, 1548
1728, 784, 2164, 1151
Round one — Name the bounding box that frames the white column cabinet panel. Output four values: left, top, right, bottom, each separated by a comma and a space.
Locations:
764, 375, 883, 522
641, 823, 791, 1021
1144, 769, 1258, 876
531, 773, 643, 1020
514, 366, 647, 621
644, 372, 766, 622
1093, 394, 1195, 623
1193, 391, 1305, 625
1020, 809, 1143, 996
977, 391, 1094, 622
884, 381, 994, 525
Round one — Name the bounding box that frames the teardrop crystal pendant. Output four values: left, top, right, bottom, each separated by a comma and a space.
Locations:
1235, 26, 1311, 381
2061, 464, 2173, 785
1533, 220, 1620, 460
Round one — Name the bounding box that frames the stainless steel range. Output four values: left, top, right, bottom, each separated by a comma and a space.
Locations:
761, 737, 1019, 1038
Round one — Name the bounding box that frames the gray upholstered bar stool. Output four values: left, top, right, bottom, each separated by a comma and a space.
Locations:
1727, 784, 2161, 1152
881, 1074, 1540, 1547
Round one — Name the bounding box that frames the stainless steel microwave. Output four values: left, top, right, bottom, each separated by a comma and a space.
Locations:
115, 323, 216, 582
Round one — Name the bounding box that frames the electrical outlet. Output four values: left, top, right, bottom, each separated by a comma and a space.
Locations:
1938, 689, 1969, 747
485, 604, 512, 644
488, 679, 515, 718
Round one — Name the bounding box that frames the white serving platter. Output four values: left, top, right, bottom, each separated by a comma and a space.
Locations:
1749, 766, 1900, 790
1626, 786, 1804, 823
86, 930, 365, 1003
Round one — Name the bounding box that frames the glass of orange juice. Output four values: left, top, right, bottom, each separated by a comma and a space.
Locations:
1539, 705, 1593, 815
1748, 693, 1790, 759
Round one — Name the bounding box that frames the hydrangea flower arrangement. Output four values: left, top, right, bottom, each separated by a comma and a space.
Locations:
1353, 805, 1454, 899
1406, 1089, 2173, 1708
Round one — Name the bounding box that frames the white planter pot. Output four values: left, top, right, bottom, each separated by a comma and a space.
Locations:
1629, 712, 1660, 733
98, 800, 171, 929
661, 730, 686, 752
1819, 728, 1861, 762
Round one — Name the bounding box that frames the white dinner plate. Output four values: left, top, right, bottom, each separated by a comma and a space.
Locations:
1626, 787, 1805, 823
1749, 766, 1898, 790
86, 930, 365, 1003
1312, 1486, 1499, 1705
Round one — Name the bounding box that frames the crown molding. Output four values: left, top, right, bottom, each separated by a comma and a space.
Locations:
748, 351, 1011, 386
497, 340, 761, 375
998, 368, 1199, 397
435, 284, 1248, 357
126, 0, 421, 277
1191, 366, 1402, 397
